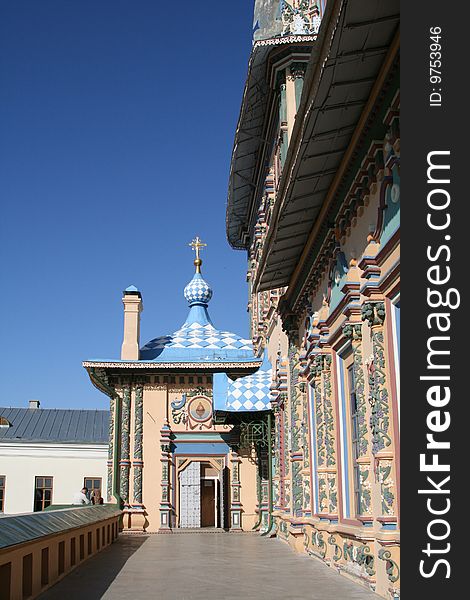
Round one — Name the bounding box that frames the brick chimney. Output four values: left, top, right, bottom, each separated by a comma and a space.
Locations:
121, 285, 143, 360
29, 400, 40, 409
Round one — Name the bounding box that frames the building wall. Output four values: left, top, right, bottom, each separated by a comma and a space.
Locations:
106, 375, 261, 533
0, 443, 107, 514
244, 93, 400, 598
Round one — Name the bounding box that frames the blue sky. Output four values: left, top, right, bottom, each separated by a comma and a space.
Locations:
0, 1, 254, 409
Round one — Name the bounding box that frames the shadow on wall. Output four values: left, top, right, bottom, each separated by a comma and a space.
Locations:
38, 535, 148, 600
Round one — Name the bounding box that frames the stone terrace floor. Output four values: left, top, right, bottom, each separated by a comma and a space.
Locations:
39, 532, 380, 600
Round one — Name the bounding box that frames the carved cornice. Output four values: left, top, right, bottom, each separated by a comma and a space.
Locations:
84, 360, 262, 370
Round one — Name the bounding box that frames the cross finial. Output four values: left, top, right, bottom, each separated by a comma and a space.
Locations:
189, 236, 207, 273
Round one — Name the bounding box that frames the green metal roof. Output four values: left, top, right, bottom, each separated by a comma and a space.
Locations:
0, 505, 121, 550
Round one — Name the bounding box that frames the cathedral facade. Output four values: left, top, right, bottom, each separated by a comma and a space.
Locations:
226, 1, 400, 598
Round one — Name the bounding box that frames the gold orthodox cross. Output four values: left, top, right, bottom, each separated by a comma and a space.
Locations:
189, 236, 207, 260
189, 236, 207, 272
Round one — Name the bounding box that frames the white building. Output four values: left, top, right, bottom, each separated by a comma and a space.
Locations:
0, 401, 109, 514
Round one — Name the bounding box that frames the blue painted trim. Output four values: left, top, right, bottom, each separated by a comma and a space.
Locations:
212, 372, 229, 411
173, 442, 229, 455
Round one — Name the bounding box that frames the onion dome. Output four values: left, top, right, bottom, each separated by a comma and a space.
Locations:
184, 272, 213, 306
183, 236, 213, 306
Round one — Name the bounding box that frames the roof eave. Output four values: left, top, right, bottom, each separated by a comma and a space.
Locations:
226, 35, 317, 250
253, 0, 400, 296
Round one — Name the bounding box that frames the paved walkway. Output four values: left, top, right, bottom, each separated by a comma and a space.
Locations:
40, 533, 379, 600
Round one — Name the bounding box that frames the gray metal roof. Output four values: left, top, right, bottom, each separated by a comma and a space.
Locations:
0, 407, 109, 444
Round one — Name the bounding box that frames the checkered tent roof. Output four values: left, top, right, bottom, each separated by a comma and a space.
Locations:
225, 368, 272, 411
140, 321, 254, 362
89, 267, 260, 366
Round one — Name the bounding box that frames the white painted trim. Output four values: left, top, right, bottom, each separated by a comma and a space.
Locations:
390, 298, 400, 428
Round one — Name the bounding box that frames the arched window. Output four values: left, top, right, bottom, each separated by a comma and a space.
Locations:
0, 417, 11, 428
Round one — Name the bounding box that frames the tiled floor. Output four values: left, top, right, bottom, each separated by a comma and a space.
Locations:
40, 532, 380, 600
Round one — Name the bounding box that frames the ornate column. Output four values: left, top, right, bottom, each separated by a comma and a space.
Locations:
361, 301, 398, 522
257, 445, 270, 533
159, 422, 172, 530
107, 393, 116, 502
128, 383, 145, 531
275, 356, 289, 513
119, 384, 131, 507
299, 353, 311, 518
288, 341, 304, 519
311, 353, 338, 517
322, 354, 338, 516
343, 323, 373, 520
271, 385, 282, 514
229, 448, 242, 530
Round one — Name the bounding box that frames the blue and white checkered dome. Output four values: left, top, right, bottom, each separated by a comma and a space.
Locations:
183, 272, 213, 306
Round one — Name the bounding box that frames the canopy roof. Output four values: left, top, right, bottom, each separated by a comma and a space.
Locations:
139, 303, 255, 365
213, 355, 272, 413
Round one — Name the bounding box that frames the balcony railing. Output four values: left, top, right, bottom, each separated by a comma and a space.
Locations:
0, 505, 121, 600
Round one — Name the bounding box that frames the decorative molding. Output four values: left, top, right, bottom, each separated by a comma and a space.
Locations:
83, 360, 263, 370
367, 328, 392, 454
378, 547, 400, 583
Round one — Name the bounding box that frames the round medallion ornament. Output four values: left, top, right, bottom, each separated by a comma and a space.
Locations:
188, 396, 212, 423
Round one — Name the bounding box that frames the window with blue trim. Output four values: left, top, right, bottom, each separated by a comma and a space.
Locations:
348, 364, 361, 516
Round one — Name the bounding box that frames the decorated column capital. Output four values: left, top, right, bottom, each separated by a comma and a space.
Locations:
361, 301, 386, 327
342, 322, 363, 342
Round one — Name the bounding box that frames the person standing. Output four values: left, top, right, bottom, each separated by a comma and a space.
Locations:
72, 487, 91, 505
91, 488, 103, 505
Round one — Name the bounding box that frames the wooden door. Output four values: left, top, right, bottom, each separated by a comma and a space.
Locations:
200, 479, 215, 527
